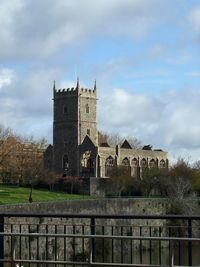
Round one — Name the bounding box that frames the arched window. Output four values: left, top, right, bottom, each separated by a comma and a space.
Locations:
86, 104, 89, 113
122, 157, 130, 166
160, 159, 166, 168
141, 158, 147, 168
63, 155, 69, 173
122, 157, 131, 176
105, 156, 114, 176
131, 158, 138, 167
149, 159, 156, 168
81, 150, 94, 177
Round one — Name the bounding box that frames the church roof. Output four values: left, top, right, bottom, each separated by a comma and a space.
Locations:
99, 142, 110, 147
120, 139, 132, 149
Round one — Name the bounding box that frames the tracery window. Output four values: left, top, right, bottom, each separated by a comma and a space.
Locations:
141, 158, 147, 168
160, 159, 166, 168
105, 156, 114, 176
63, 155, 69, 173
132, 158, 138, 167
149, 159, 156, 168
81, 150, 94, 177
122, 157, 130, 166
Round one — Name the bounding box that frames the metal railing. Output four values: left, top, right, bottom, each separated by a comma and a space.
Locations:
0, 213, 199, 267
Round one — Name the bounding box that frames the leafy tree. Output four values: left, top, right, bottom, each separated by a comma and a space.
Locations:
58, 176, 84, 194
140, 167, 168, 197
108, 165, 133, 197
42, 170, 58, 191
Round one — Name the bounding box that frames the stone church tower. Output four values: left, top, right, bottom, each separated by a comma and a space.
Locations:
44, 77, 168, 180
53, 78, 98, 175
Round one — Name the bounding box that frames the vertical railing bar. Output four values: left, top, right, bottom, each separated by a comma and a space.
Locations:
45, 224, 48, 267
169, 239, 174, 267
130, 226, 133, 264
188, 219, 192, 266
121, 226, 123, 264
36, 224, 39, 267
11, 224, 14, 266
82, 224, 84, 267
149, 226, 152, 265
111, 225, 114, 263
28, 224, 31, 267
19, 224, 22, 267
102, 225, 105, 263
178, 227, 181, 266
159, 226, 162, 266
139, 226, 142, 264
73, 224, 76, 264
90, 217, 95, 263
64, 224, 66, 267
169, 226, 171, 266
0, 216, 4, 267
55, 224, 57, 265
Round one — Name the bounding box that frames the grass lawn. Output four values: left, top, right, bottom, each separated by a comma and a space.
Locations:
0, 185, 91, 205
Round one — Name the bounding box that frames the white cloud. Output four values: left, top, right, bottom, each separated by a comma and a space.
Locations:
188, 6, 200, 33
0, 0, 165, 59
0, 68, 15, 89
98, 87, 200, 161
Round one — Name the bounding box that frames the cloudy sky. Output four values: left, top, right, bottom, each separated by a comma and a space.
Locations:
0, 0, 200, 162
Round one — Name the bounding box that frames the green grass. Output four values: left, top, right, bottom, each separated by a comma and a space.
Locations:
0, 185, 91, 205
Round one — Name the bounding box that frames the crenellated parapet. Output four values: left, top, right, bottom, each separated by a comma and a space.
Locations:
53, 78, 97, 98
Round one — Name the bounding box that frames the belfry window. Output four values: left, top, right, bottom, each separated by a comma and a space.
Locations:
62, 155, 69, 173
87, 129, 90, 136
63, 105, 68, 114
86, 104, 89, 113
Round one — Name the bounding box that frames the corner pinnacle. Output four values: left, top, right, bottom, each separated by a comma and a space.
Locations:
76, 76, 80, 89
53, 80, 56, 91
94, 79, 97, 90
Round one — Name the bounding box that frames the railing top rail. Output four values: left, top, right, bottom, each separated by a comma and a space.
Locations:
0, 213, 200, 219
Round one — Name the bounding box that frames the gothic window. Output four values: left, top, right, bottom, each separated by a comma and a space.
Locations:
63, 105, 68, 114
122, 157, 130, 166
81, 151, 94, 177
121, 157, 131, 176
86, 103, 89, 113
62, 155, 69, 173
149, 159, 156, 168
87, 129, 90, 136
160, 159, 166, 168
105, 156, 114, 176
131, 158, 138, 167
141, 158, 147, 168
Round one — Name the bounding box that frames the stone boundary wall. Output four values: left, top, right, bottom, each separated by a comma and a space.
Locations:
0, 198, 168, 215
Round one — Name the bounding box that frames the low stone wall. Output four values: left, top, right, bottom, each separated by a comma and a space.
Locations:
0, 198, 169, 261
0, 198, 167, 215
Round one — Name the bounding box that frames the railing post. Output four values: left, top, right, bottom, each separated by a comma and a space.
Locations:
188, 219, 192, 266
0, 216, 4, 267
169, 239, 174, 267
90, 217, 95, 264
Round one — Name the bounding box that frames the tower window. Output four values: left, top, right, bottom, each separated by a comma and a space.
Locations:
86, 104, 89, 113
87, 129, 90, 136
63, 105, 68, 114
62, 155, 69, 172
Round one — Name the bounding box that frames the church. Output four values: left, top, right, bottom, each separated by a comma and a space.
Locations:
44, 79, 168, 178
